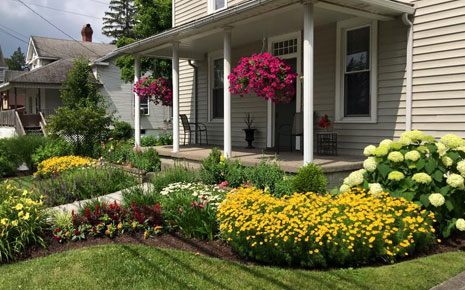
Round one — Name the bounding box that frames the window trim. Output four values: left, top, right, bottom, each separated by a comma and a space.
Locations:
140, 97, 150, 116
335, 18, 378, 124
208, 0, 227, 14
208, 50, 224, 122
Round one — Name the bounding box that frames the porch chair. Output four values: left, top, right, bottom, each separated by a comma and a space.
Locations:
179, 114, 208, 145
277, 112, 303, 154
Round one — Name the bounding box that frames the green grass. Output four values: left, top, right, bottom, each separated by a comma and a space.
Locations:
0, 245, 463, 290
7, 175, 36, 191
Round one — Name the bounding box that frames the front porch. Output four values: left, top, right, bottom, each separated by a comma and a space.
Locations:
155, 144, 363, 188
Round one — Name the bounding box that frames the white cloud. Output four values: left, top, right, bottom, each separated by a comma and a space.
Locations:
0, 0, 112, 57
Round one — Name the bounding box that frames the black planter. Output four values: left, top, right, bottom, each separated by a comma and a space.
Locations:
243, 128, 256, 149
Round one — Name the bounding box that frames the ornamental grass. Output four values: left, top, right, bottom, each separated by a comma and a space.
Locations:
0, 181, 46, 262
34, 155, 97, 178
217, 186, 436, 268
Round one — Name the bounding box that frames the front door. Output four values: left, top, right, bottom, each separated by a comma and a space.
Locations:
275, 57, 297, 150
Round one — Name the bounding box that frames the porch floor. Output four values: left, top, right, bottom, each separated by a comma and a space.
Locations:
153, 145, 363, 174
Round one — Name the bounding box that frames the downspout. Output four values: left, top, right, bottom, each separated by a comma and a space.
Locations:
402, 12, 413, 132
188, 60, 199, 144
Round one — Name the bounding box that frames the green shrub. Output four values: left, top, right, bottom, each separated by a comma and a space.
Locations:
122, 186, 161, 207
151, 165, 199, 193
140, 135, 157, 147
341, 130, 465, 238
291, 163, 327, 194
0, 154, 17, 177
0, 181, 46, 262
199, 148, 225, 185
156, 132, 173, 145
111, 121, 133, 140
274, 177, 293, 198
218, 187, 436, 268
245, 160, 285, 194
32, 137, 74, 168
38, 166, 140, 207
2, 135, 47, 172
224, 160, 246, 188
131, 148, 161, 172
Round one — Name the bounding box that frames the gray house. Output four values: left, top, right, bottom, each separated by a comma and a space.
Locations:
0, 24, 170, 136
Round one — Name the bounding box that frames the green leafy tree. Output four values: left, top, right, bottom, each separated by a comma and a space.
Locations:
5, 47, 25, 70
102, 0, 137, 42
47, 57, 114, 155
114, 0, 172, 82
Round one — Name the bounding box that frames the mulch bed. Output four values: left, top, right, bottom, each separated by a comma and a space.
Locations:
12, 231, 465, 269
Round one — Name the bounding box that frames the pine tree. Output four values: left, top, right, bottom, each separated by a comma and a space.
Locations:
102, 0, 137, 42
5, 47, 26, 70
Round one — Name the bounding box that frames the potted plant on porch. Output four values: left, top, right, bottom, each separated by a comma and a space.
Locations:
243, 113, 256, 149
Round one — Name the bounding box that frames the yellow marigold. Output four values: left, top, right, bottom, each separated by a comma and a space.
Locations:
34, 155, 97, 178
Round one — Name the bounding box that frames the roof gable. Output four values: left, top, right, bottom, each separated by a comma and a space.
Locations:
0, 44, 6, 68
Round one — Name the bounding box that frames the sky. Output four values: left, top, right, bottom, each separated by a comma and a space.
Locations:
0, 0, 113, 58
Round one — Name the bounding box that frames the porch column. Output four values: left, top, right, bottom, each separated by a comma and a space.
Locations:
134, 55, 141, 147
223, 29, 232, 158
172, 42, 180, 153
303, 3, 314, 164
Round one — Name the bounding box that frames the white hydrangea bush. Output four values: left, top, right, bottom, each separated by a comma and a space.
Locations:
340, 130, 465, 237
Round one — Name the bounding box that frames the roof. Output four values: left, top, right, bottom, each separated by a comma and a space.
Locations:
0, 44, 6, 68
7, 59, 74, 85
31, 36, 115, 60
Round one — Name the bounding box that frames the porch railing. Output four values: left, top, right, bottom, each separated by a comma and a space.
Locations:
0, 110, 16, 127
39, 111, 48, 136
14, 111, 26, 136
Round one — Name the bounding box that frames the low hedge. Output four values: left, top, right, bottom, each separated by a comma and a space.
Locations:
218, 186, 436, 268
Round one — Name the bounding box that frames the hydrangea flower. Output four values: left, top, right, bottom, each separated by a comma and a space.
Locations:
456, 219, 465, 231
339, 184, 350, 193
363, 157, 377, 172
369, 183, 383, 196
390, 142, 403, 150
363, 145, 376, 156
388, 151, 404, 163
457, 160, 465, 176
447, 174, 464, 189
412, 173, 432, 184
417, 146, 430, 154
442, 156, 453, 167
345, 169, 365, 187
428, 193, 445, 207
374, 146, 389, 157
440, 134, 465, 149
388, 171, 405, 181
401, 130, 425, 142
379, 139, 393, 148
405, 150, 421, 162
436, 142, 447, 156
421, 135, 436, 143
399, 136, 412, 146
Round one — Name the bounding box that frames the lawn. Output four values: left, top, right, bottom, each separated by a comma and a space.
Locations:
0, 245, 463, 290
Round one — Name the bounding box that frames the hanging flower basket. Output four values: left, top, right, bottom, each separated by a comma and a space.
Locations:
228, 52, 297, 104
134, 76, 173, 107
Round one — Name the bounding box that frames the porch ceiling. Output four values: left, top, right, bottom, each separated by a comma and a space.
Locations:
105, 0, 414, 61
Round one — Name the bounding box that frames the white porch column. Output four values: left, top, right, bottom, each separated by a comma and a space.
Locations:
303, 3, 314, 164
134, 55, 141, 147
223, 29, 232, 158
172, 42, 180, 153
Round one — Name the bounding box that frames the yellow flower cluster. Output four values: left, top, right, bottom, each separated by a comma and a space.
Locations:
217, 186, 435, 267
34, 155, 97, 178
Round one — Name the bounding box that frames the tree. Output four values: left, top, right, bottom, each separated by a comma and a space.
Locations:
47, 57, 114, 155
5, 47, 25, 70
102, 0, 137, 42
114, 0, 172, 82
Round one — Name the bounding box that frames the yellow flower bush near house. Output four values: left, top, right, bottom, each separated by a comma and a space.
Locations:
0, 181, 46, 262
34, 155, 97, 178
217, 186, 435, 268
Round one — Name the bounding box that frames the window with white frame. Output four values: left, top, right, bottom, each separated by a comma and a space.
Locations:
210, 58, 224, 119
336, 19, 378, 123
208, 0, 227, 13
140, 97, 149, 115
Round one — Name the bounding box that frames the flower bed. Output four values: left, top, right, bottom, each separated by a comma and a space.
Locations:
34, 155, 97, 178
0, 181, 46, 262
341, 130, 465, 237
217, 186, 436, 268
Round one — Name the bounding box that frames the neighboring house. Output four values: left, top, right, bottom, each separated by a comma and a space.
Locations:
0, 44, 7, 84
0, 24, 170, 137
57, 1, 465, 163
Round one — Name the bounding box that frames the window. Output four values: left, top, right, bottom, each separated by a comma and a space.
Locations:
272, 38, 298, 57
140, 97, 149, 115
208, 0, 227, 13
210, 57, 224, 119
335, 19, 378, 123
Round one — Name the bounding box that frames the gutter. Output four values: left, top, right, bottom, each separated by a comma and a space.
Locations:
188, 60, 199, 144
402, 12, 414, 132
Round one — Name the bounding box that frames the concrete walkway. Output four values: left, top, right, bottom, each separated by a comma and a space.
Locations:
431, 271, 465, 290
49, 183, 152, 213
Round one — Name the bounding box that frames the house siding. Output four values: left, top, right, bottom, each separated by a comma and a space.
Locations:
174, 0, 248, 26
98, 59, 170, 133
409, 0, 465, 138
